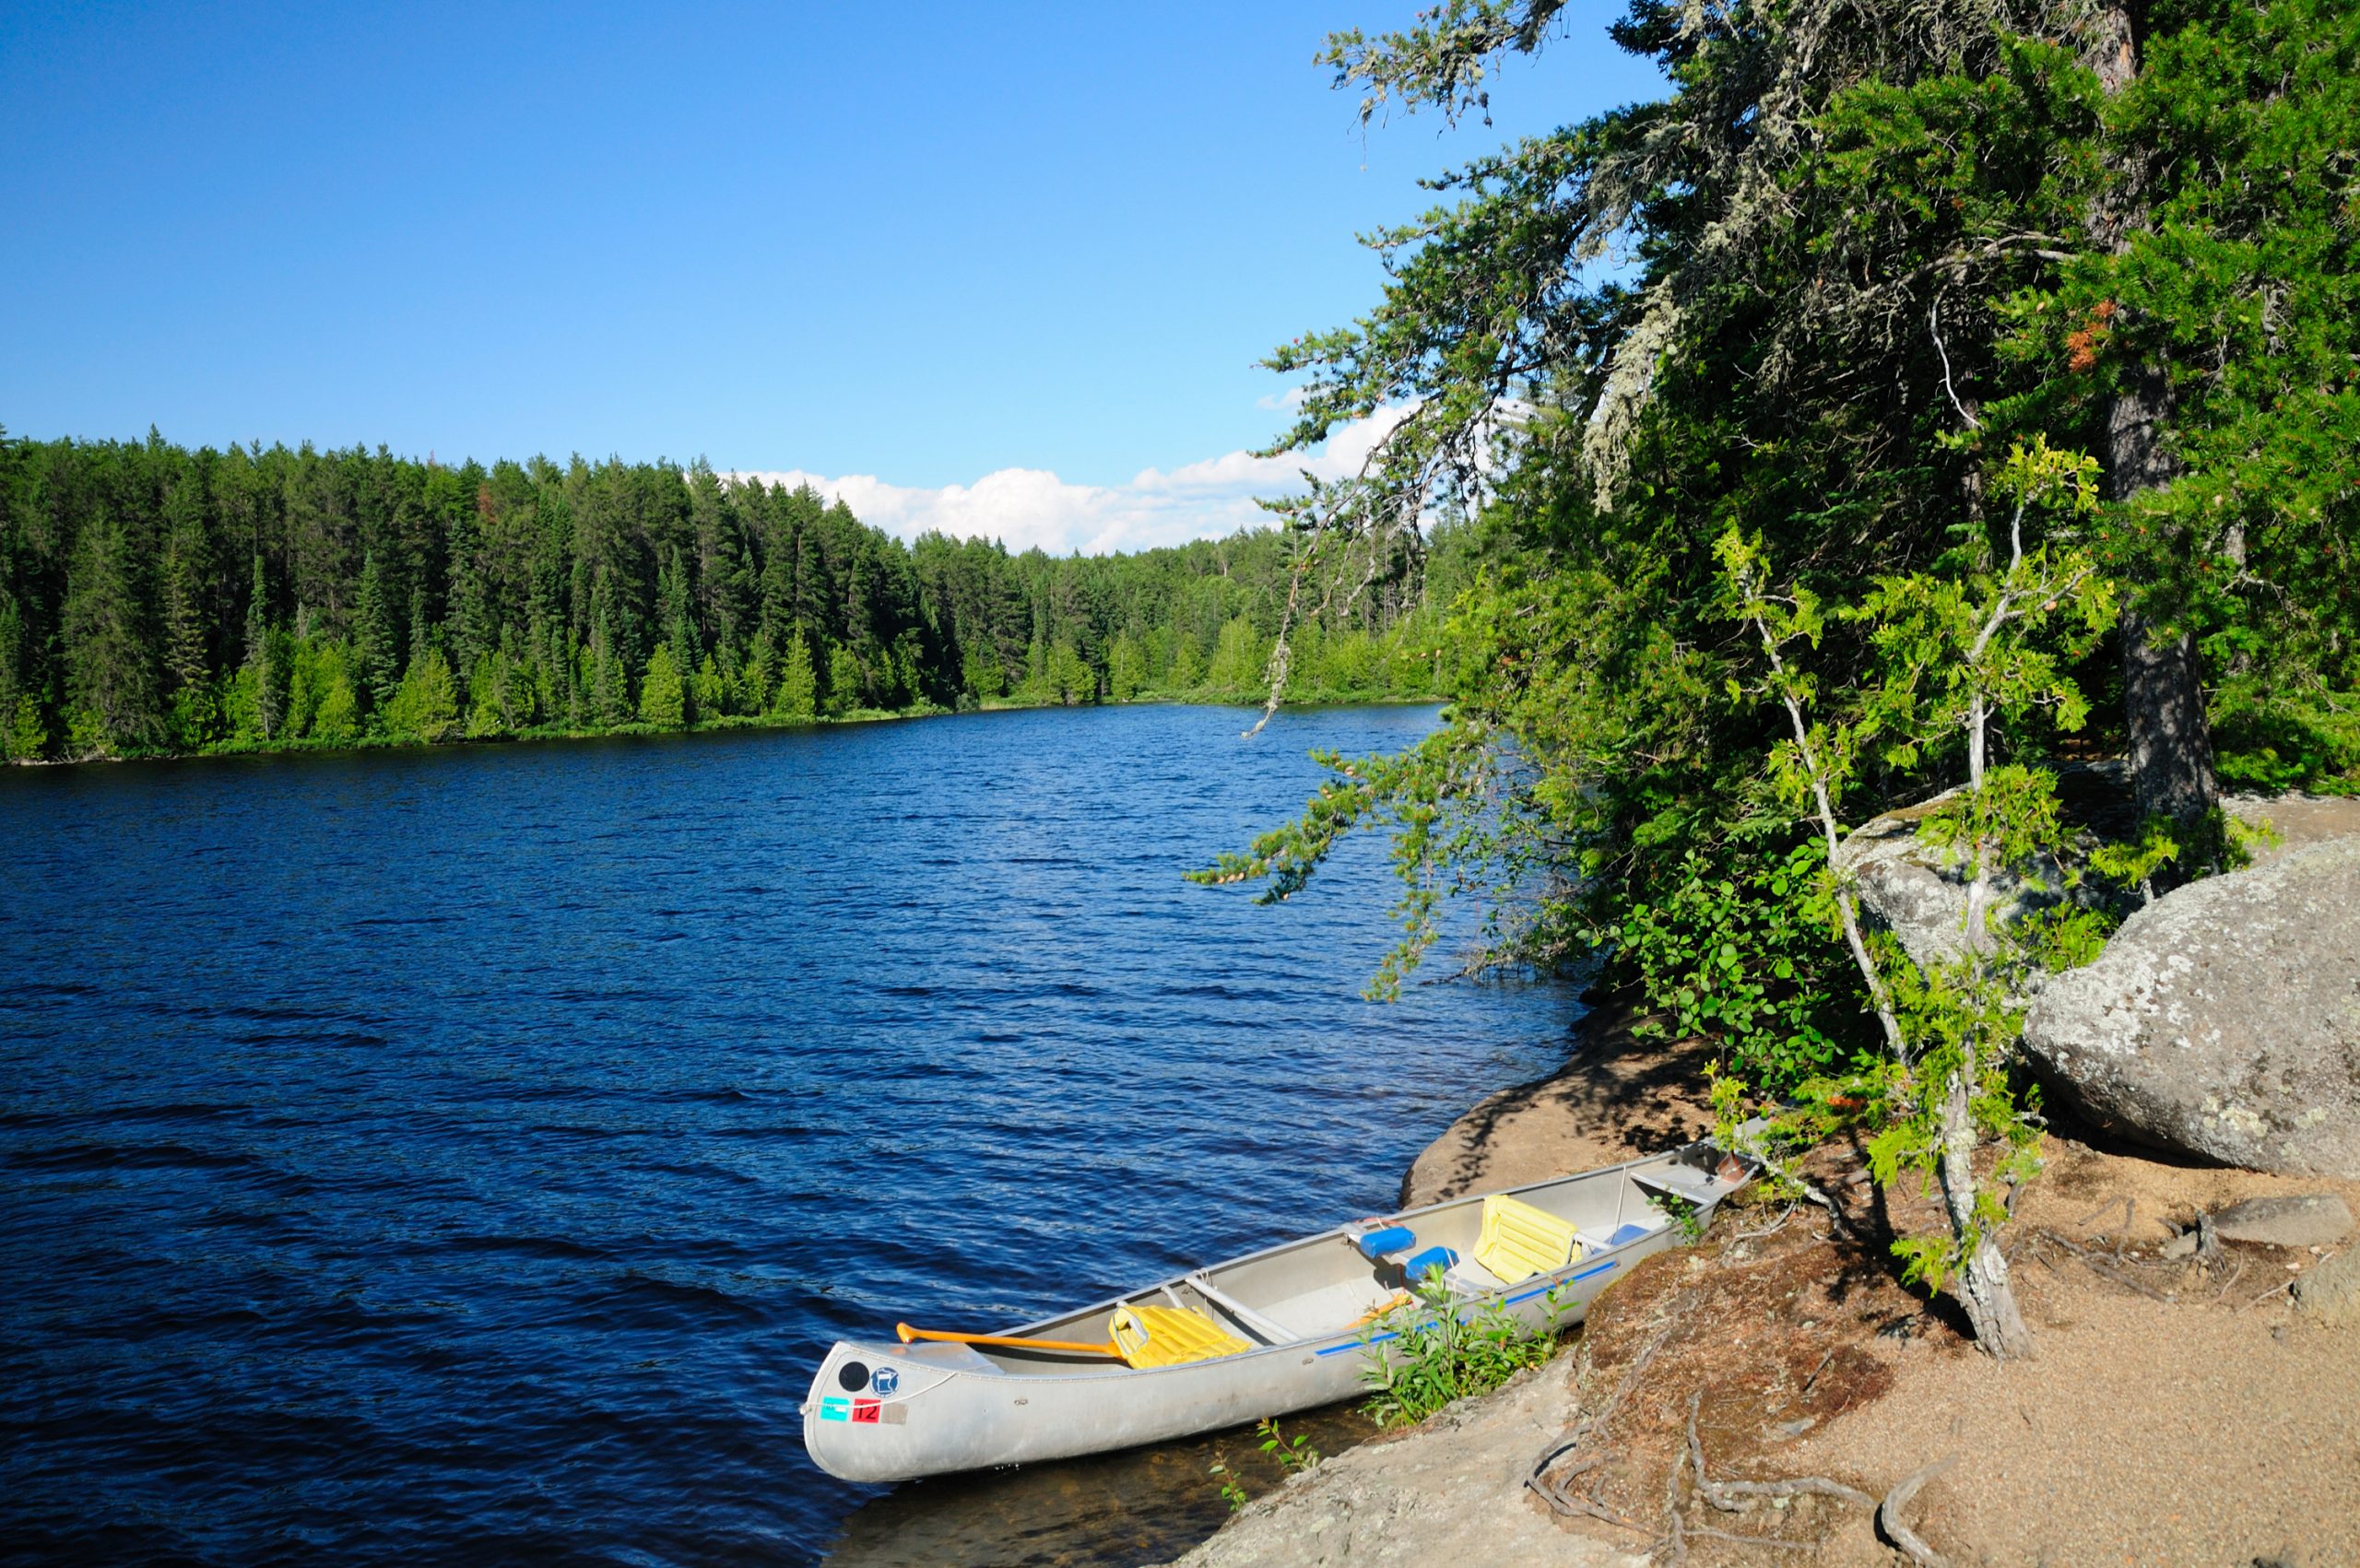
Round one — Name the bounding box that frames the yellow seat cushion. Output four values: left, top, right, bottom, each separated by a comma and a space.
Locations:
1108, 1304, 1253, 1368
1472, 1194, 1584, 1284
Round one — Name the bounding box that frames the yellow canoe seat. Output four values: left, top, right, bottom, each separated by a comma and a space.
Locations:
1108, 1304, 1252, 1368
1473, 1193, 1583, 1285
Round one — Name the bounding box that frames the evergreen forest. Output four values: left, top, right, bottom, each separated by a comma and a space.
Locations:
0, 431, 1468, 760
1205, 0, 2359, 1358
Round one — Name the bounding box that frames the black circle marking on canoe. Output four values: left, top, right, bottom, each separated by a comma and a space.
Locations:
838, 1361, 871, 1392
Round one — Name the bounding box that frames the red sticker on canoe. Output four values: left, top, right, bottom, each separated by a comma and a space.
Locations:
851, 1399, 880, 1423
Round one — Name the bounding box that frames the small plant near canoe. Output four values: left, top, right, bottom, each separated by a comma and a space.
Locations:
1257, 1417, 1320, 1473
1207, 1454, 1250, 1513
1651, 1191, 1707, 1245
1359, 1271, 1566, 1427
1208, 1417, 1321, 1511
1207, 1421, 1322, 1514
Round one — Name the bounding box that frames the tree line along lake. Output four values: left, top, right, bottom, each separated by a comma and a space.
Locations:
0, 430, 1481, 762
0, 702, 1583, 1564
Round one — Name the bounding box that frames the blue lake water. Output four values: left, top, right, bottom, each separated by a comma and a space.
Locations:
0, 704, 1581, 1564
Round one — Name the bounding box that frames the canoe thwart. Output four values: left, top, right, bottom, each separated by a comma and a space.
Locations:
1185, 1273, 1302, 1345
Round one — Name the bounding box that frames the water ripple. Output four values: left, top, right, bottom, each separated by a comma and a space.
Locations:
0, 705, 1578, 1565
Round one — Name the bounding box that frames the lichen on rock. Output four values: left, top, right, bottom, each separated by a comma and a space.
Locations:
2021, 837, 2360, 1177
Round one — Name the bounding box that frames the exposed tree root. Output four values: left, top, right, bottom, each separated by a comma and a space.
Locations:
1527, 1291, 1693, 1526
1878, 1455, 1959, 1567
1684, 1392, 1874, 1514
1659, 1433, 1688, 1565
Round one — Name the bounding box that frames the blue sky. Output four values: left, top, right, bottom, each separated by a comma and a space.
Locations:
1, 2, 1662, 551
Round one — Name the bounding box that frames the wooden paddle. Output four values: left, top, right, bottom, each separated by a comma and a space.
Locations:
895, 1322, 1121, 1357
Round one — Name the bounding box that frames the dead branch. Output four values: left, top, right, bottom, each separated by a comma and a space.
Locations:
1709, 1476, 1882, 1508
1878, 1455, 1958, 1567
1929, 300, 1982, 432
2072, 1195, 2132, 1232
1547, 1487, 1650, 1532
2019, 1227, 2177, 1302
2036, 1229, 2090, 1258
1733, 1200, 1800, 1241
1241, 530, 1320, 740
2081, 1256, 2172, 1303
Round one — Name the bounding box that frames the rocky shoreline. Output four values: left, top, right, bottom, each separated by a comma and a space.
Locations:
1171, 1050, 2360, 1566
1167, 793, 2360, 1565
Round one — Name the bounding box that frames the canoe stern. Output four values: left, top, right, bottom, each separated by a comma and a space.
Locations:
802, 1338, 987, 1483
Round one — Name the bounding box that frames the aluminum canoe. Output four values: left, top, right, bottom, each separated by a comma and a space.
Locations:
800, 1139, 1751, 1483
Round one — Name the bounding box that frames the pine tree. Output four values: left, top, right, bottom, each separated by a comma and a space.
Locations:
63, 518, 163, 753
741, 631, 777, 714
590, 606, 631, 727
660, 544, 699, 670
1107, 632, 1147, 701
638, 641, 686, 728
384, 644, 460, 741
1048, 641, 1094, 705
1020, 637, 1050, 703
312, 656, 360, 743
1169, 634, 1206, 693
244, 556, 295, 743
825, 643, 863, 716
693, 653, 725, 722
351, 550, 398, 717
466, 654, 504, 738
1208, 617, 1267, 695
4, 694, 44, 760
159, 474, 211, 693
0, 592, 38, 759
773, 632, 818, 722
446, 492, 492, 683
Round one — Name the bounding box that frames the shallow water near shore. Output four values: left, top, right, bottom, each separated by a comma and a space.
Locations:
0, 703, 1578, 1565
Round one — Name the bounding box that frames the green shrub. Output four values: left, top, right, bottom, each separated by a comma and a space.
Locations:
1603, 838, 1865, 1092
1359, 1273, 1565, 1427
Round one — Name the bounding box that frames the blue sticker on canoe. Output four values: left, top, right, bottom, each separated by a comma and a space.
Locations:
870, 1367, 899, 1397
819, 1397, 851, 1421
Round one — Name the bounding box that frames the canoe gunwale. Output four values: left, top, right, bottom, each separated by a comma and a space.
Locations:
852, 1139, 1744, 1378
1003, 1142, 1724, 1343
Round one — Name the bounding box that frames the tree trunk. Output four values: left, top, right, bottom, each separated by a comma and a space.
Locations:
2089, 6, 2219, 845
2122, 611, 2216, 824
2084, 1, 2140, 97
2109, 363, 2217, 837
1955, 1231, 2035, 1361
1938, 1067, 2036, 1360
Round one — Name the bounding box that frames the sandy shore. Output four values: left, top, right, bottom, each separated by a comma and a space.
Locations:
1174, 996, 2360, 1567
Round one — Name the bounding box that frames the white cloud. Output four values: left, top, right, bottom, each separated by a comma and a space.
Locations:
726, 407, 1409, 558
